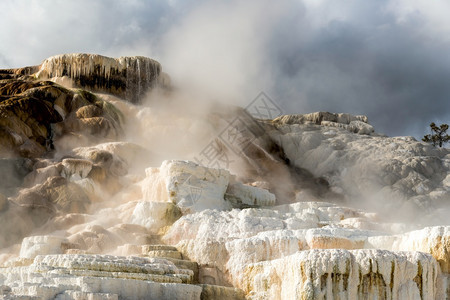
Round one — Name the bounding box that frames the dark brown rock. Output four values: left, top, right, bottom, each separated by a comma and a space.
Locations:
76, 105, 103, 119
15, 176, 90, 214
0, 77, 123, 157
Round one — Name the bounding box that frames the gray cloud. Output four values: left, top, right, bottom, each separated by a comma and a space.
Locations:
263, 1, 450, 138
0, 0, 448, 138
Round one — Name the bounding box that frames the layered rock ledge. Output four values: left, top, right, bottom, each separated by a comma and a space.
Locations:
36, 53, 168, 103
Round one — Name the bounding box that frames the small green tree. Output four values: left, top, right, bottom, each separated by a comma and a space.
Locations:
422, 122, 450, 147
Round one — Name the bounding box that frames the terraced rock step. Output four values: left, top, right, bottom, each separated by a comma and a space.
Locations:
242, 249, 442, 299
164, 257, 199, 284
0, 238, 245, 299
37, 53, 164, 103
0, 252, 247, 299
0, 254, 200, 299
116, 243, 200, 283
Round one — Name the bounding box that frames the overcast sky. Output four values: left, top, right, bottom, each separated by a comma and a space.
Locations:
1, 0, 449, 138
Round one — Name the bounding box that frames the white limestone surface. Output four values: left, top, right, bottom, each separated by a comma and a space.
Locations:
164, 202, 388, 287
37, 53, 160, 80
241, 249, 443, 300
0, 254, 200, 300
19, 235, 68, 259
142, 160, 231, 212
164, 202, 380, 244
140, 160, 277, 213
130, 201, 181, 233
268, 118, 450, 221
368, 226, 450, 273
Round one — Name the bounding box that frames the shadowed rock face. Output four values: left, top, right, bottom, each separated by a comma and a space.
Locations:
0, 78, 123, 158
0, 80, 65, 157
36, 53, 165, 103
205, 107, 341, 204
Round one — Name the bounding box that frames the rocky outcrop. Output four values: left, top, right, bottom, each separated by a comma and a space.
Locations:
0, 66, 39, 80
194, 107, 339, 203
0, 78, 123, 158
0, 80, 65, 157
142, 160, 232, 212
36, 53, 167, 103
0, 53, 168, 158
142, 160, 276, 213
0, 144, 132, 249
268, 115, 450, 221
272, 112, 374, 134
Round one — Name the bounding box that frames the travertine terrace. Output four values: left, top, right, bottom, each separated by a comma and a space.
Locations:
0, 54, 449, 299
